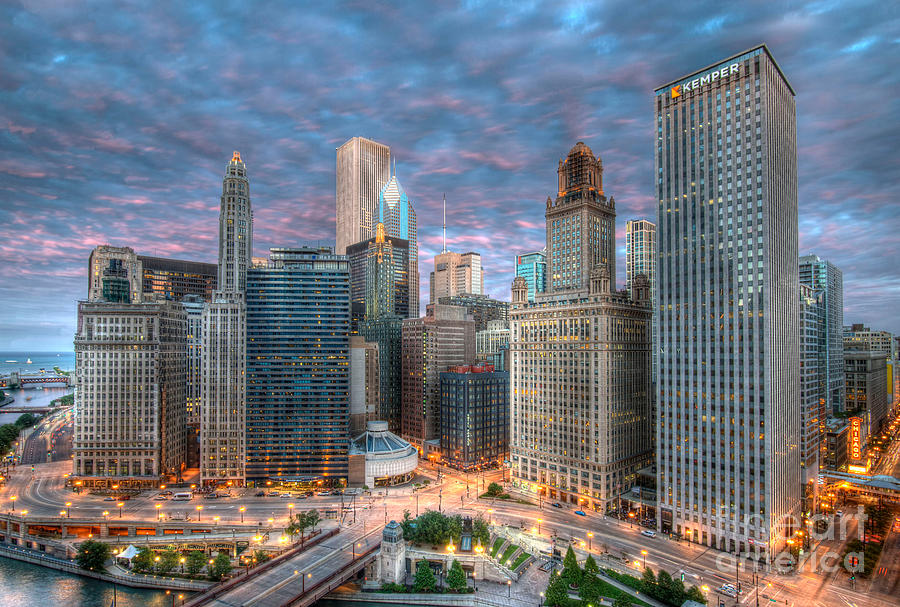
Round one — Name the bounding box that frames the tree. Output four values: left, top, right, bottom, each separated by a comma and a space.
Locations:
583, 554, 599, 575
305, 509, 320, 533
613, 596, 633, 607
685, 585, 706, 604
561, 545, 582, 587
14, 413, 37, 428
578, 573, 601, 605
472, 515, 490, 546
132, 547, 154, 573
185, 551, 206, 576
252, 550, 270, 565
656, 569, 678, 604
76, 540, 110, 572
486, 482, 503, 497
641, 567, 657, 593
412, 559, 437, 593
447, 559, 467, 592
157, 548, 179, 574
544, 573, 569, 607
208, 552, 232, 581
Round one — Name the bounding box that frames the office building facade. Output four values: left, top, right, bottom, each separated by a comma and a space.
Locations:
655, 46, 800, 558
799, 285, 826, 485
430, 251, 484, 302
510, 142, 653, 512
401, 304, 475, 451
346, 231, 410, 324
245, 248, 350, 485
87, 245, 143, 304
437, 293, 509, 333
515, 249, 546, 302
625, 220, 656, 300
350, 336, 380, 435
138, 255, 217, 302
73, 301, 187, 488
201, 151, 253, 486
844, 350, 888, 436
440, 364, 509, 470
799, 255, 844, 415
844, 324, 893, 356
376, 174, 419, 318
546, 142, 616, 292
336, 136, 391, 255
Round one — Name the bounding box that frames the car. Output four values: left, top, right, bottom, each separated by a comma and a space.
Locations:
280, 493, 293, 498
304, 491, 314, 497
317, 491, 331, 496
574, 510, 586, 516
835, 510, 843, 517
117, 495, 130, 500
203, 493, 218, 499
718, 585, 737, 597
255, 491, 265, 497
551, 502, 563, 508
160, 490, 173, 496
103, 496, 115, 501
641, 530, 657, 538
266, 492, 280, 497
153, 495, 168, 501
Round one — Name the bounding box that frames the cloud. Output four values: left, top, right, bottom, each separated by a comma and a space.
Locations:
0, 0, 898, 349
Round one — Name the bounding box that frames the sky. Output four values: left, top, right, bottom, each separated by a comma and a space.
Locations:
1, 1, 898, 351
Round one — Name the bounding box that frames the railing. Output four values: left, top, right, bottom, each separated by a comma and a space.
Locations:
182, 527, 338, 607
281, 542, 381, 607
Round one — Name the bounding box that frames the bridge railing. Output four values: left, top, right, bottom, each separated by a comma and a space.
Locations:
282, 542, 381, 607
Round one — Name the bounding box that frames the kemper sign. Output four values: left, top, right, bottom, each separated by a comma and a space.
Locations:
671, 63, 740, 98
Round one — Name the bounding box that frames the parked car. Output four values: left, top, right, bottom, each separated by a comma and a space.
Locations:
574, 510, 586, 517
641, 530, 657, 538
103, 496, 115, 501
317, 491, 331, 496
280, 493, 293, 499
117, 495, 130, 500
255, 491, 265, 497
160, 490, 173, 496
203, 493, 218, 499
551, 502, 563, 508
266, 492, 281, 497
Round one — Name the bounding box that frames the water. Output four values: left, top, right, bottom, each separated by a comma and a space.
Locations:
0, 351, 75, 377
0, 556, 174, 607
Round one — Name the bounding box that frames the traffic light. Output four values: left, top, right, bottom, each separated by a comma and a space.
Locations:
680, 572, 685, 582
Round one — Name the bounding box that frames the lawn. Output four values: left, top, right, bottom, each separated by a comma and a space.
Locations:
490, 537, 505, 558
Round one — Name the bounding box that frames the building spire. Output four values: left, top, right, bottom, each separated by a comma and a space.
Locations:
442, 193, 447, 254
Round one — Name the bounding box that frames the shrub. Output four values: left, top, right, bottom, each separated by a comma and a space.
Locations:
76, 540, 110, 572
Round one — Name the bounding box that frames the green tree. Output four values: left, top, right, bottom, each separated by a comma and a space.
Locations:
685, 585, 706, 604
447, 559, 467, 592
132, 547, 154, 573
252, 550, 269, 565
583, 554, 599, 575
656, 570, 678, 604
208, 552, 232, 581
76, 540, 110, 572
577, 573, 601, 605
486, 482, 503, 497
544, 573, 569, 607
472, 515, 490, 545
185, 551, 206, 576
14, 413, 37, 428
305, 509, 320, 533
641, 567, 657, 593
613, 596, 633, 607
157, 548, 179, 574
413, 559, 437, 593
561, 546, 582, 587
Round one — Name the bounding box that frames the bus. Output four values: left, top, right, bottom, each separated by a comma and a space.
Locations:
172, 492, 192, 501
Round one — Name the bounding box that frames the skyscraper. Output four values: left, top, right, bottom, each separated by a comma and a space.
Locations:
440, 364, 509, 471
799, 285, 826, 494
73, 300, 187, 488
515, 249, 546, 302
87, 245, 143, 304
799, 254, 844, 415
245, 248, 350, 485
336, 137, 391, 255
346, 231, 410, 322
437, 293, 508, 333
509, 142, 653, 511
546, 142, 616, 292
401, 304, 475, 452
377, 172, 419, 317
625, 220, 656, 300
138, 255, 217, 302
430, 251, 484, 302
655, 46, 800, 558
201, 151, 253, 486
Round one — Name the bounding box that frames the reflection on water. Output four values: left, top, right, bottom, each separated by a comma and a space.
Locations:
0, 386, 71, 426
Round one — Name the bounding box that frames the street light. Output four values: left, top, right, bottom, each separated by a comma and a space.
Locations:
628, 511, 635, 528
537, 518, 542, 534
239, 506, 245, 523
196, 505, 203, 521
507, 579, 512, 597
641, 550, 648, 569
213, 516, 220, 526
587, 532, 593, 551
488, 508, 493, 525
10, 496, 16, 512
156, 503, 163, 521
180, 557, 185, 573
65, 501, 72, 518
117, 502, 124, 518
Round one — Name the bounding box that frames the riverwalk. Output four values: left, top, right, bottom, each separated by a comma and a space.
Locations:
0, 542, 211, 591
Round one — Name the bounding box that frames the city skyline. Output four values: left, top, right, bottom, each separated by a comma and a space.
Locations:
2, 2, 898, 350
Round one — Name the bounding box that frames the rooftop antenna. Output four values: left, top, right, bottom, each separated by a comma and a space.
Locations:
442, 193, 447, 254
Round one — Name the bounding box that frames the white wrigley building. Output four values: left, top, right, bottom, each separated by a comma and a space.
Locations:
509, 141, 654, 512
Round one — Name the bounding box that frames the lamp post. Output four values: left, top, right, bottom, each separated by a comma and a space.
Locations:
475, 544, 485, 579
156, 504, 162, 521
537, 518, 542, 535
487, 508, 493, 526
239, 506, 245, 523
10, 496, 16, 512
641, 550, 648, 569
65, 501, 72, 518
416, 494, 419, 517
587, 532, 593, 551
507, 579, 512, 598
196, 505, 203, 521
180, 557, 185, 573
117, 502, 124, 518
213, 516, 220, 526
628, 511, 635, 528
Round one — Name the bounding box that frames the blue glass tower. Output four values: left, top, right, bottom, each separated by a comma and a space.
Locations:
515, 249, 546, 302
246, 247, 351, 486
377, 174, 419, 317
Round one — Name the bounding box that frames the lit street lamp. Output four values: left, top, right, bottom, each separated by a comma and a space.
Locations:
239, 506, 245, 523
10, 496, 16, 512
507, 579, 512, 597
641, 550, 648, 569
65, 501, 72, 518
117, 502, 124, 518
196, 505, 203, 521
587, 532, 593, 551
156, 503, 162, 521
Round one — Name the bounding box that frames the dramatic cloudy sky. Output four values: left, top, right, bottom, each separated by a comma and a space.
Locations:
1, 1, 898, 351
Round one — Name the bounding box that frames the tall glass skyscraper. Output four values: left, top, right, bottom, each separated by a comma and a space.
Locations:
336, 137, 391, 255
377, 174, 419, 317
799, 254, 844, 415
514, 249, 546, 302
655, 46, 800, 560
246, 247, 350, 486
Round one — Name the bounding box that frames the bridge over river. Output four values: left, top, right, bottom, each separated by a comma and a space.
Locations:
185, 524, 381, 607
